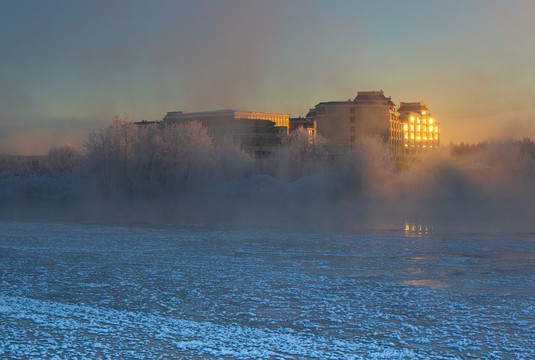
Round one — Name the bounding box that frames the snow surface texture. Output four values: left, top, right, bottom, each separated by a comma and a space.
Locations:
0, 221, 534, 359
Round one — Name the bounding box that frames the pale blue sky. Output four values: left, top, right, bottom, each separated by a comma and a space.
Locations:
1, 0, 534, 154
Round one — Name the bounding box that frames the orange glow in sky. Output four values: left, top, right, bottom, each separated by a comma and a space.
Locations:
1, 0, 534, 154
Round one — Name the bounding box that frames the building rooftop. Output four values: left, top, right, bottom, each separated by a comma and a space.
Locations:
354, 90, 396, 107
398, 102, 429, 113
163, 109, 289, 121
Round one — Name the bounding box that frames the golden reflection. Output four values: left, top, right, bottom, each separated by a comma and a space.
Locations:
402, 279, 448, 289
404, 221, 434, 237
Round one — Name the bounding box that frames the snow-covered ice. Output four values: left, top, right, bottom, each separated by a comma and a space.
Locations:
0, 220, 534, 359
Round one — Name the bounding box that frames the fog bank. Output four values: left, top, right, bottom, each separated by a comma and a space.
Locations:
1, 121, 535, 235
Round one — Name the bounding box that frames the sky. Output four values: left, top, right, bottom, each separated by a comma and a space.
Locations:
1, 0, 534, 155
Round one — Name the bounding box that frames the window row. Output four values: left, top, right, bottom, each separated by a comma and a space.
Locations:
409, 117, 434, 125
404, 124, 438, 132
405, 134, 439, 140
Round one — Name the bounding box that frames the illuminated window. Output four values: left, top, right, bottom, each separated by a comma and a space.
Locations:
417, 118, 420, 124
410, 133, 414, 139
423, 119, 426, 124
435, 127, 438, 133
410, 124, 414, 131
422, 111, 426, 115
435, 134, 438, 140
405, 144, 408, 147
429, 118, 433, 124
417, 125, 421, 131
405, 134, 408, 139
429, 125, 433, 132
417, 136, 421, 140
403, 124, 408, 131
410, 117, 414, 122
423, 134, 427, 140
423, 125, 426, 131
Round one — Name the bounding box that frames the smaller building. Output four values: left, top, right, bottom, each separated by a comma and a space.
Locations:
163, 109, 290, 156
289, 117, 317, 143
398, 102, 440, 155
134, 120, 163, 128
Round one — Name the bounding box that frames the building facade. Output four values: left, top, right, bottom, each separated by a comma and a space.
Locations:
308, 91, 402, 154
163, 110, 289, 156
398, 102, 440, 155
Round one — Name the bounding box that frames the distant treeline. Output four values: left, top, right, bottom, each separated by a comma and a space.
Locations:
0, 145, 78, 178
449, 138, 535, 159
3, 119, 535, 181
0, 119, 329, 197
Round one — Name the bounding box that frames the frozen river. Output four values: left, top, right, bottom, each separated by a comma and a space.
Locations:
0, 220, 534, 359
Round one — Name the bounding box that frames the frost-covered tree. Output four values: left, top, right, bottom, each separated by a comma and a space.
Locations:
274, 127, 327, 180
47, 144, 80, 174
83, 116, 139, 192
212, 137, 254, 182
131, 123, 166, 191
160, 121, 215, 191
83, 119, 223, 196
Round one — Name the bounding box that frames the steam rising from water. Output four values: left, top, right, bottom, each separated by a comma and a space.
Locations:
1, 122, 534, 235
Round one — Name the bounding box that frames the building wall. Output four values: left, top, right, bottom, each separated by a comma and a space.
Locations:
311, 91, 402, 154
235, 111, 289, 133
313, 103, 350, 151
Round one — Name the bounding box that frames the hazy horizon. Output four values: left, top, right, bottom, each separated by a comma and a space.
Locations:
1, 0, 535, 155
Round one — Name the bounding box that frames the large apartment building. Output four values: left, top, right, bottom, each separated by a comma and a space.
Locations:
163, 109, 289, 156
307, 91, 438, 156
307, 91, 402, 154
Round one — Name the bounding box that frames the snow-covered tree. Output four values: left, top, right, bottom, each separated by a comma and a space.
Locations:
83, 116, 139, 192
47, 144, 80, 174
274, 127, 327, 180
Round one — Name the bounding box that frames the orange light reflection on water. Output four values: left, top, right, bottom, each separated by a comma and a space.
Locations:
404, 221, 434, 237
